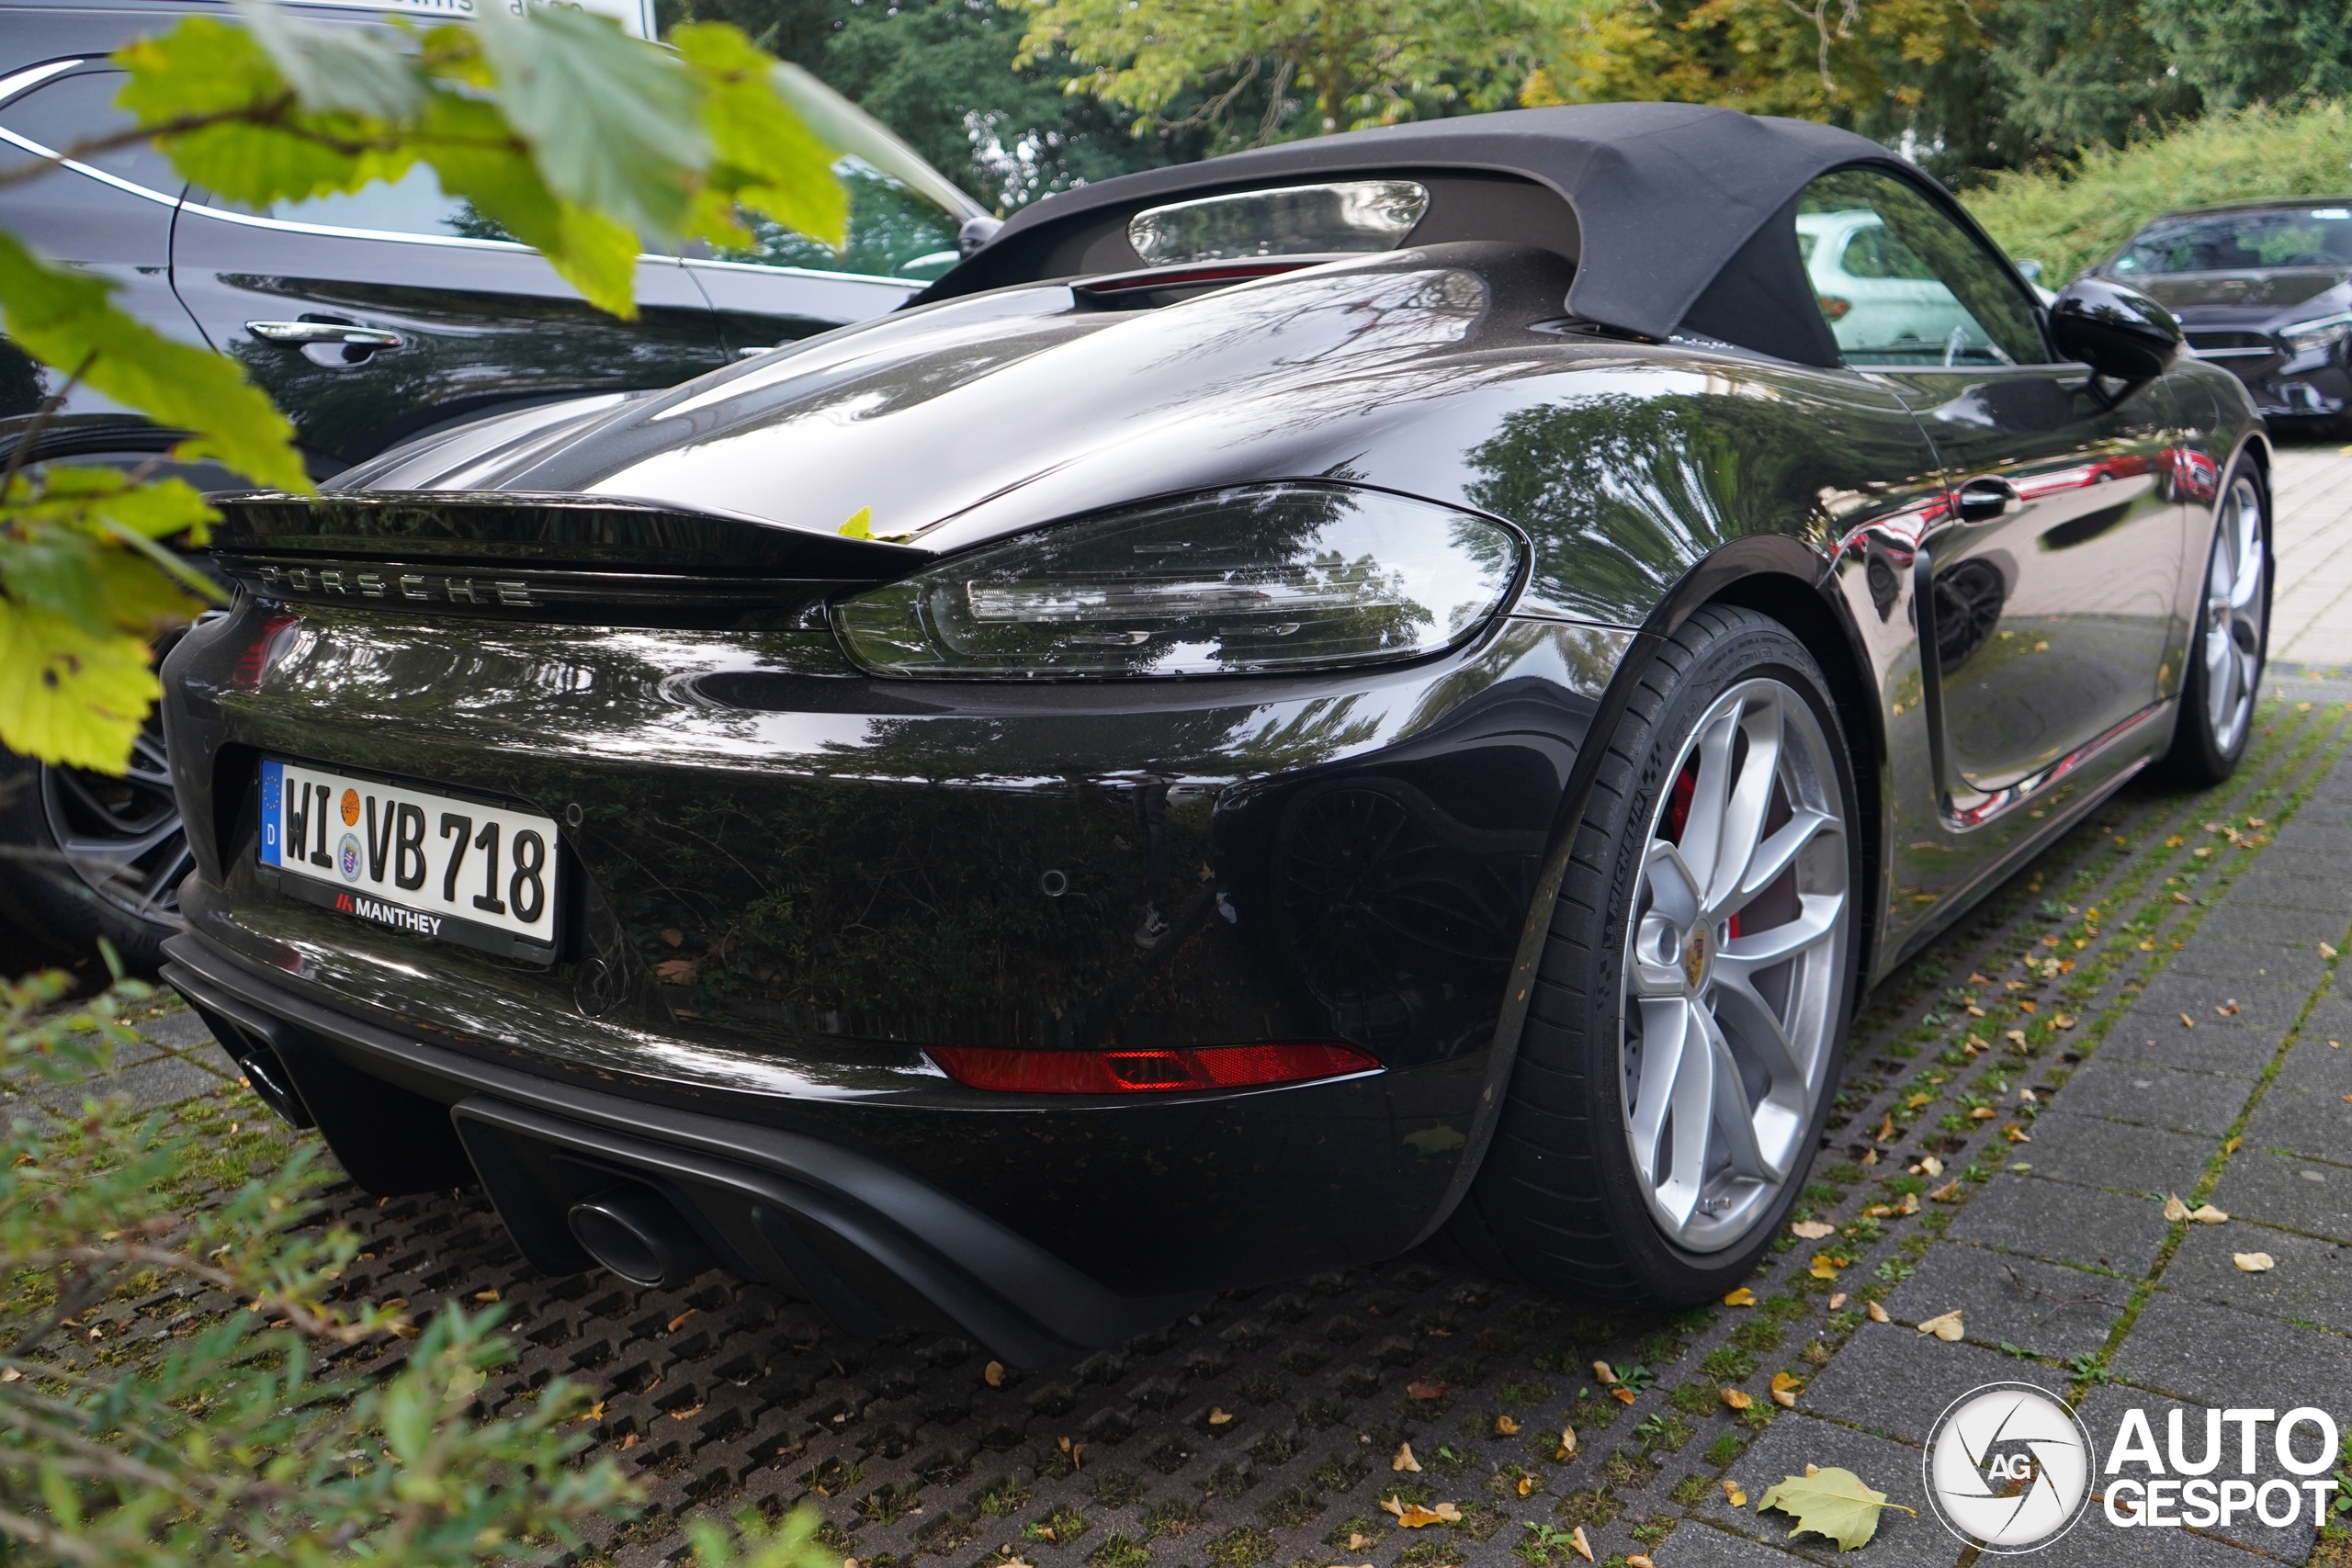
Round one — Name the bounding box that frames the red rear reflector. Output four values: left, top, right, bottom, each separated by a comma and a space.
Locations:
926, 1043, 1378, 1094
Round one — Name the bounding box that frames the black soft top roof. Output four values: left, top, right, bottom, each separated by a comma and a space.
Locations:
924, 102, 1905, 343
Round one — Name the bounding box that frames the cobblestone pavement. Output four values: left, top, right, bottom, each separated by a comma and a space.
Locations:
28, 677, 2347, 1568
2271, 434, 2352, 670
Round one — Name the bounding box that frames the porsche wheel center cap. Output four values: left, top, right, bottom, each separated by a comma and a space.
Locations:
1682, 929, 1710, 990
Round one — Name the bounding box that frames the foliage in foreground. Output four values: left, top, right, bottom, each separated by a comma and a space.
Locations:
0, 960, 826, 1566
0, 1, 845, 774
1961, 97, 2352, 286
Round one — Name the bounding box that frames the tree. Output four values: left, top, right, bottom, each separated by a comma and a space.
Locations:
2141, 0, 2352, 113
1009, 0, 1544, 146
1521, 0, 2002, 182
0, 0, 846, 774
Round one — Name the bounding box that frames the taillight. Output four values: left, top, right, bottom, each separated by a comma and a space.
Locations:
1817, 296, 1852, 321
926, 1043, 1379, 1094
232, 612, 303, 691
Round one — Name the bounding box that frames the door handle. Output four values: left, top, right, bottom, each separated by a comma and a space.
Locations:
1953, 476, 2019, 523
246, 321, 404, 348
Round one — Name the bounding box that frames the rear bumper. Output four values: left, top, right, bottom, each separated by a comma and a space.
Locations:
164, 931, 1202, 1365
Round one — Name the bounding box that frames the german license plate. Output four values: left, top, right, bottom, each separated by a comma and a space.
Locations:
258, 759, 560, 960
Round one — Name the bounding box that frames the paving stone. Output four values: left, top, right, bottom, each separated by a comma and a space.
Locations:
1789, 1322, 2028, 1446
2272, 1014, 2352, 1092
187, 1043, 243, 1082
2132, 970, 2308, 1034
35, 1054, 223, 1115
2208, 1147, 2352, 1243
2098, 1013, 2280, 1079
2070, 1385, 2324, 1563
2108, 1292, 2352, 1412
2156, 1221, 2352, 1335
2172, 900, 2345, 953
1651, 1521, 1820, 1566
138, 1007, 215, 1049
1883, 1247, 2127, 1362
2240, 1076, 2352, 1165
2005, 1108, 2216, 1198
2163, 942, 2328, 995
1682, 1411, 1952, 1568
2052, 1059, 2245, 1137
1945, 1174, 2172, 1275
2214, 867, 2352, 918
2024, 1507, 2297, 1566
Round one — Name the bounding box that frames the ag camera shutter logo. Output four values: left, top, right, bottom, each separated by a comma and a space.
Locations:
1923, 1382, 2096, 1552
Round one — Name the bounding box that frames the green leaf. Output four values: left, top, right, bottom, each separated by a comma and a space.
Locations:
0, 600, 159, 772
0, 231, 309, 491
672, 25, 846, 248
230, 0, 426, 119
473, 5, 705, 242
1755, 1465, 1915, 1551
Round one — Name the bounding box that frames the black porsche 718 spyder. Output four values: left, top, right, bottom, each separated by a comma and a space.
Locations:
156, 103, 2267, 1363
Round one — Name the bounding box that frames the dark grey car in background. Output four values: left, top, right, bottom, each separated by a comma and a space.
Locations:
2100, 198, 2352, 430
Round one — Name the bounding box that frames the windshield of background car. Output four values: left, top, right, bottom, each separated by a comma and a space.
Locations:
1797, 167, 2044, 367
2111, 207, 2352, 275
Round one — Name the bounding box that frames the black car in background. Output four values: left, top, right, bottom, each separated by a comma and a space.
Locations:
0, 0, 987, 968
2099, 198, 2352, 430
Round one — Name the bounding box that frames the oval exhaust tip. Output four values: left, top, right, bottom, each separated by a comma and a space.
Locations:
568, 1185, 707, 1288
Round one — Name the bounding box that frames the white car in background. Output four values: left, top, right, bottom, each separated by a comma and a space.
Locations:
1798, 208, 2003, 365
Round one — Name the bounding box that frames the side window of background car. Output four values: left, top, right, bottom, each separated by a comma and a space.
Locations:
1796, 168, 2044, 368
198, 162, 519, 245
708, 159, 965, 281
0, 69, 184, 198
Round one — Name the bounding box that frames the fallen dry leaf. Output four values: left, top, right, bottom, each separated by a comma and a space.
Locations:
1770, 1371, 1803, 1408
1867, 1300, 1891, 1324
2165, 1193, 2190, 1222
1378, 1496, 1460, 1528
572, 1399, 605, 1425
1555, 1426, 1578, 1460
655, 958, 697, 984
1808, 1254, 1848, 1280
618, 1431, 639, 1450
2322, 942, 2339, 960
666, 1308, 696, 1333
660, 928, 684, 947
2233, 1252, 2276, 1273
1591, 1360, 1618, 1385
1874, 1112, 1896, 1143
2180, 1013, 2196, 1029
1722, 1477, 1748, 1507
1611, 1386, 1638, 1404
1407, 1378, 1453, 1401
1724, 1286, 1758, 1306
473, 1288, 500, 1303
1756, 1465, 1915, 1551
1517, 1475, 1533, 1496
2053, 1014, 2076, 1030
1829, 1292, 1848, 1310
668, 1403, 705, 1421
1929, 1179, 1961, 1202
1627, 1556, 1655, 1568
984, 1360, 1005, 1388
1347, 1533, 1370, 1551
1568, 1524, 1593, 1562
1393, 1442, 1421, 1472
1919, 1155, 1944, 1177
1969, 1106, 1997, 1121
2003, 1124, 2030, 1143
2224, 1134, 2243, 1154
1207, 1407, 1234, 1426
2189, 1204, 2229, 1223
1495, 1415, 1521, 1436
1917, 1309, 1964, 1341
1722, 1387, 1754, 1410
1860, 1147, 1879, 1166
1791, 1220, 1838, 1240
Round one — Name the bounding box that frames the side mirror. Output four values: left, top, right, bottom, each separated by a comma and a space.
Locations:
2049, 276, 2182, 380
2014, 259, 2043, 282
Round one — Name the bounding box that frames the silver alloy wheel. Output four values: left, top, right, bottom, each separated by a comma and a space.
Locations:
39, 717, 190, 929
2200, 474, 2267, 756
1620, 678, 1849, 1253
